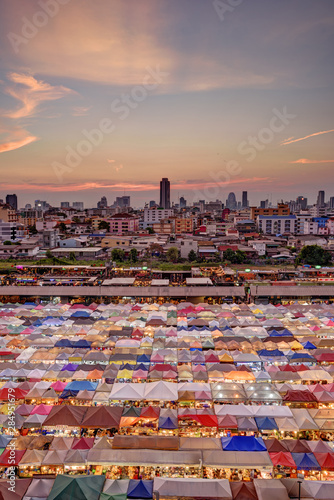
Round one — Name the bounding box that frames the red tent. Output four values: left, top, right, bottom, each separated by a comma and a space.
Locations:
314, 452, 334, 470
283, 390, 317, 402
269, 451, 296, 468
0, 449, 26, 466
0, 387, 28, 400
217, 414, 238, 429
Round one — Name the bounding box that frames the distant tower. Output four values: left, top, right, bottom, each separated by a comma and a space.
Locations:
160, 178, 170, 209
6, 194, 17, 210
317, 190, 325, 207
226, 192, 237, 210
242, 191, 248, 208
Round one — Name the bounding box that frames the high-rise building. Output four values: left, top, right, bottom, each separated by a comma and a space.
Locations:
180, 196, 187, 208
226, 192, 237, 210
330, 197, 334, 209
97, 196, 108, 209
149, 200, 156, 208
72, 202, 84, 210
6, 194, 17, 210
35, 200, 49, 211
296, 196, 307, 210
115, 196, 130, 208
242, 191, 248, 208
160, 178, 170, 209
61, 202, 70, 209
317, 190, 325, 207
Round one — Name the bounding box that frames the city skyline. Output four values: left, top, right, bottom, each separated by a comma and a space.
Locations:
0, 0, 333, 207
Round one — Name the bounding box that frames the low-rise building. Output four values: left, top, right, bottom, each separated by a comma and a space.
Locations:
257, 215, 296, 235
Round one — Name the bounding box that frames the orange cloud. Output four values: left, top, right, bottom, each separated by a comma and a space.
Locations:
0, 133, 38, 153
281, 128, 334, 145
4, 72, 75, 119
290, 158, 334, 164
1, 177, 271, 192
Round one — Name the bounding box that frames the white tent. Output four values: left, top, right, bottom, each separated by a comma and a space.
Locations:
153, 478, 232, 499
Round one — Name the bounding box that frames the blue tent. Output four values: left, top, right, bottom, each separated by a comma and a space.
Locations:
222, 436, 267, 452
137, 354, 151, 363
71, 311, 91, 318
135, 363, 149, 371
127, 479, 153, 499
55, 339, 73, 348
158, 416, 178, 429
60, 389, 79, 399
74, 339, 92, 348
258, 349, 284, 357
61, 363, 79, 371
289, 352, 315, 361
255, 416, 278, 431
66, 381, 98, 391
302, 341, 316, 349
291, 453, 321, 471
121, 363, 136, 370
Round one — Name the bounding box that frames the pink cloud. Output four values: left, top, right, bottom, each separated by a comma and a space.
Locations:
4, 72, 75, 119
289, 158, 334, 164
281, 128, 334, 146
0, 134, 38, 153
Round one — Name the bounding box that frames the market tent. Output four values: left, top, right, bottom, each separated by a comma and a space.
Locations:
87, 449, 201, 467
291, 452, 321, 471
307, 480, 334, 499
254, 479, 290, 500
255, 417, 278, 431
47, 474, 105, 500
43, 405, 87, 427
179, 437, 222, 450
100, 479, 129, 500
144, 381, 178, 401
222, 436, 266, 452
0, 477, 32, 500
314, 452, 334, 470
154, 477, 232, 499
279, 478, 313, 499
112, 435, 179, 450
127, 479, 153, 499
237, 417, 258, 432
230, 481, 258, 500
81, 406, 123, 428
109, 383, 145, 401
269, 451, 296, 468
203, 450, 273, 469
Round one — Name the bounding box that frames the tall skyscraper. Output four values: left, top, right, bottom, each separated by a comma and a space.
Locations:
226, 192, 237, 210
296, 196, 307, 210
242, 191, 248, 208
6, 194, 17, 210
180, 196, 186, 208
160, 178, 170, 209
61, 202, 70, 208
72, 202, 84, 210
317, 190, 325, 207
330, 197, 334, 210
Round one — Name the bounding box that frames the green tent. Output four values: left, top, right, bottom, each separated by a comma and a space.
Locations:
47, 474, 105, 500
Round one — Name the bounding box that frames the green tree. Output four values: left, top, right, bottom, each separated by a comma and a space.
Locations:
214, 251, 221, 262
58, 222, 67, 233
129, 248, 138, 263
98, 220, 110, 232
3, 240, 13, 245
166, 247, 179, 263
28, 224, 38, 235
223, 248, 247, 264
147, 227, 155, 234
188, 249, 197, 262
111, 248, 125, 262
297, 245, 332, 266
69, 252, 77, 261
45, 249, 53, 259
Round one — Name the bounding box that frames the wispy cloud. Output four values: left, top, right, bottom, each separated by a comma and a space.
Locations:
281, 128, 334, 146
0, 128, 38, 154
289, 158, 334, 164
4, 72, 75, 119
0, 177, 271, 192
72, 106, 91, 116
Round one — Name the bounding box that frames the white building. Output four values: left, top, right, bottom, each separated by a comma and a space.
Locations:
257, 215, 296, 235
143, 208, 174, 228
304, 221, 319, 235
180, 239, 198, 259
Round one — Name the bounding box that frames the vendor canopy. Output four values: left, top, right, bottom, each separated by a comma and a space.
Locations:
254, 479, 290, 500
153, 478, 232, 499
47, 474, 105, 500
43, 405, 88, 427
81, 406, 123, 428
222, 436, 267, 452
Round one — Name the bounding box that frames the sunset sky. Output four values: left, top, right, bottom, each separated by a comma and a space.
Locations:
0, 0, 333, 208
